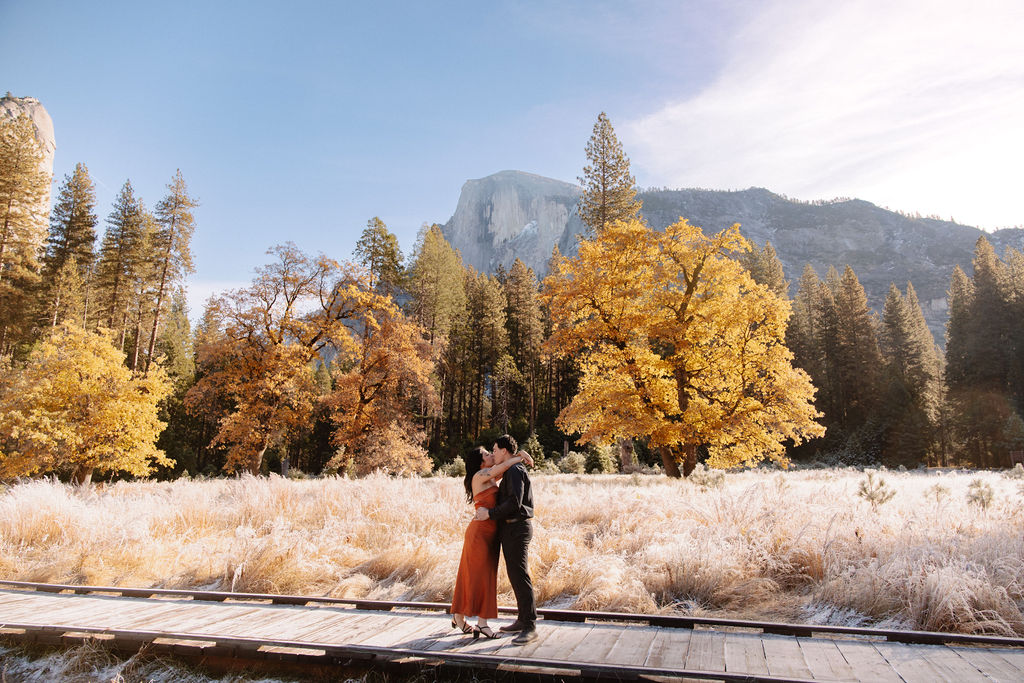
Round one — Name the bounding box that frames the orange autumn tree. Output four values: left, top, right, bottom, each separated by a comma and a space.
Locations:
543, 218, 824, 477
326, 305, 437, 476
187, 243, 435, 475
186, 244, 369, 473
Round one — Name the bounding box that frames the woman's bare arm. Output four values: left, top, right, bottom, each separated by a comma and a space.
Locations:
475, 452, 533, 485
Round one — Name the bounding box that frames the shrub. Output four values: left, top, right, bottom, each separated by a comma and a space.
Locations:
440, 456, 466, 478
559, 451, 586, 474
1004, 463, 1024, 480
521, 433, 545, 468
688, 463, 725, 489
857, 470, 895, 509
924, 482, 950, 505
537, 460, 561, 474
585, 444, 617, 474
967, 479, 995, 511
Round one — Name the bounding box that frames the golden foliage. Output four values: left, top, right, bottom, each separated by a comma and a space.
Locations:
0, 323, 172, 481
328, 306, 437, 476
543, 218, 824, 471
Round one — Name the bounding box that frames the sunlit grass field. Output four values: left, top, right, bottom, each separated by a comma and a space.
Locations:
2, 468, 1022, 636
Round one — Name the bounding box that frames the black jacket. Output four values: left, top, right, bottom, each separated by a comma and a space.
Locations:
488, 463, 533, 521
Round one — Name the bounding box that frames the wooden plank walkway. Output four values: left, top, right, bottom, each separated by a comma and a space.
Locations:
3, 588, 1024, 681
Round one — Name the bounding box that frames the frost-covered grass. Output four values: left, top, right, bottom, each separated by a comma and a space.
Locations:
1, 468, 1023, 636
0, 642, 285, 682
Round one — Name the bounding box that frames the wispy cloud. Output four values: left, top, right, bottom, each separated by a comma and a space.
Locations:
622, 0, 1024, 229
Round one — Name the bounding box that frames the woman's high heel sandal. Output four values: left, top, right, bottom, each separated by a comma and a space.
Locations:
473, 625, 498, 639
452, 617, 474, 634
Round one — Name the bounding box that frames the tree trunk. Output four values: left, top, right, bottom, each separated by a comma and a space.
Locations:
71, 464, 94, 486
618, 437, 635, 472
681, 444, 698, 477
251, 443, 268, 475
659, 445, 681, 478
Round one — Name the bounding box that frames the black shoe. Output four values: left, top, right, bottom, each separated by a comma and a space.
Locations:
499, 621, 526, 633
473, 625, 498, 639
512, 628, 538, 644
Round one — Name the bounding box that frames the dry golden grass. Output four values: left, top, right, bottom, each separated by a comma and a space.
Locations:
2, 468, 1023, 635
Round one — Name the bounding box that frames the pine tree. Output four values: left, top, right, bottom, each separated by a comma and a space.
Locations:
944, 265, 974, 391
1005, 248, 1024, 411
466, 269, 508, 436
944, 239, 1015, 467
0, 114, 49, 356
815, 268, 844, 439
577, 112, 642, 234
503, 258, 544, 431
44, 163, 97, 277
41, 163, 97, 331
0, 114, 48, 287
741, 242, 789, 297
968, 236, 1011, 390
408, 224, 466, 344
127, 210, 160, 370
832, 265, 884, 435
95, 180, 145, 343
355, 216, 403, 296
144, 170, 197, 373
879, 283, 941, 465
407, 224, 467, 450
787, 265, 822, 378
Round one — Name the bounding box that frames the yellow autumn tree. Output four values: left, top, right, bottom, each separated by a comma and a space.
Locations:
0, 323, 172, 484
543, 218, 824, 477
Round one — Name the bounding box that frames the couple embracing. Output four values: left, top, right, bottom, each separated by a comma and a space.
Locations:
450, 434, 538, 644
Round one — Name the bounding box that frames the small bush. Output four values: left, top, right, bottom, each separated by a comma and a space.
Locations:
585, 444, 617, 474
559, 451, 586, 474
521, 433, 546, 468
857, 470, 895, 509
924, 482, 950, 505
688, 463, 725, 489
440, 456, 466, 478
967, 479, 995, 510
537, 460, 561, 474
1004, 463, 1024, 480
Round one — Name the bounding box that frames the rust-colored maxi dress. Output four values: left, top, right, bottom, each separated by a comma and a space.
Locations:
450, 485, 500, 618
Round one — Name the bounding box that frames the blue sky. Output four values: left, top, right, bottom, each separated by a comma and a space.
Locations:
3, 0, 1022, 315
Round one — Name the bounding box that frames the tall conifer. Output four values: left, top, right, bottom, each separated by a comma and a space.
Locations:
0, 114, 49, 355
145, 170, 197, 373
355, 216, 403, 296
504, 258, 544, 431
95, 180, 144, 342
577, 112, 642, 234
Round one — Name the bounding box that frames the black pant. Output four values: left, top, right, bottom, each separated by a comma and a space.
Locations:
499, 519, 537, 626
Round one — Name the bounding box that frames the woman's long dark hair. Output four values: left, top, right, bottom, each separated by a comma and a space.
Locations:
463, 446, 489, 503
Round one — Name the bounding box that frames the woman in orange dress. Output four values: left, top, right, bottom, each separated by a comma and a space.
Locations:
450, 446, 532, 638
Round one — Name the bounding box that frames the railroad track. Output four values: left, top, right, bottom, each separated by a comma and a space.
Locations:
2, 579, 1023, 681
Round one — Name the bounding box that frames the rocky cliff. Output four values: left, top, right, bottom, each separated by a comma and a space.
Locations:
442, 171, 1024, 343
443, 170, 585, 275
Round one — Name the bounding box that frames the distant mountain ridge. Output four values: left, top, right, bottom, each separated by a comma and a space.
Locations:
440, 170, 1024, 343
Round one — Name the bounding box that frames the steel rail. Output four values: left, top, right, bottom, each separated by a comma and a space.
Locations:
3, 578, 1023, 647
0, 620, 821, 683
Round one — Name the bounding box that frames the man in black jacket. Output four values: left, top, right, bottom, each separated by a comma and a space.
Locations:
475, 433, 537, 644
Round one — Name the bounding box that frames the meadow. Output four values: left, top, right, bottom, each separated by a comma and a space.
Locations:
2, 467, 1023, 638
